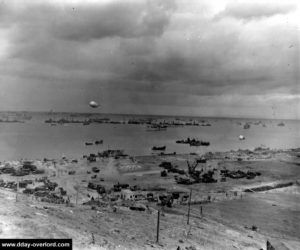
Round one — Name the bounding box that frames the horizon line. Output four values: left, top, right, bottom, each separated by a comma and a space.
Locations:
0, 110, 297, 121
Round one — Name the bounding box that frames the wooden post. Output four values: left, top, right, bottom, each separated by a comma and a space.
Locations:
187, 189, 192, 225
16, 178, 19, 202
54, 162, 59, 178
74, 184, 80, 206
75, 189, 79, 205
156, 210, 160, 243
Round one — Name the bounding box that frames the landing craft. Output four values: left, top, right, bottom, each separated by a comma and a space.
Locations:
89, 101, 99, 108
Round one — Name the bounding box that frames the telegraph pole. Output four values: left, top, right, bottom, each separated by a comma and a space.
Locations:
76, 189, 79, 205
187, 189, 192, 225
156, 210, 160, 243
16, 178, 19, 202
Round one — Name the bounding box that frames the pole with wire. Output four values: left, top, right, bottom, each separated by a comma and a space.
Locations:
156, 210, 160, 243
187, 188, 192, 225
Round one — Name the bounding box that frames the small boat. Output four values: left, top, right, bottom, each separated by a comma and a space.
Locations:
45, 119, 54, 123
176, 138, 210, 146
189, 141, 210, 146
85, 142, 93, 146
83, 121, 91, 125
152, 146, 166, 151
200, 141, 210, 146
176, 138, 193, 144
95, 140, 103, 145
110, 121, 122, 124
146, 124, 167, 131
239, 135, 245, 140
243, 123, 250, 129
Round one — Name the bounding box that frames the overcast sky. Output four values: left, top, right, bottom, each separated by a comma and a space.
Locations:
0, 0, 299, 119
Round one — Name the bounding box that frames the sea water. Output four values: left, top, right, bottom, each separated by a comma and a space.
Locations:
0, 113, 299, 160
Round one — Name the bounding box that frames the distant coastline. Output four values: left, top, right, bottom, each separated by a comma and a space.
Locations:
0, 110, 297, 121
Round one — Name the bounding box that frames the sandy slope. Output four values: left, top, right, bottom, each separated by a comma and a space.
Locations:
0, 187, 273, 250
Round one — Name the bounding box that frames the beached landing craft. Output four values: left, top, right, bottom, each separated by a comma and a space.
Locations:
152, 146, 166, 151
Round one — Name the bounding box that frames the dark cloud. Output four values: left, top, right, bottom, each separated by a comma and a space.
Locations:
4, 0, 176, 71
3, 0, 176, 42
121, 36, 281, 96
0, 0, 299, 118
56, 1, 176, 41
218, 2, 296, 20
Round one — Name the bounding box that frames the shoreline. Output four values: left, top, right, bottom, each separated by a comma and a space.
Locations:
2, 146, 300, 162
